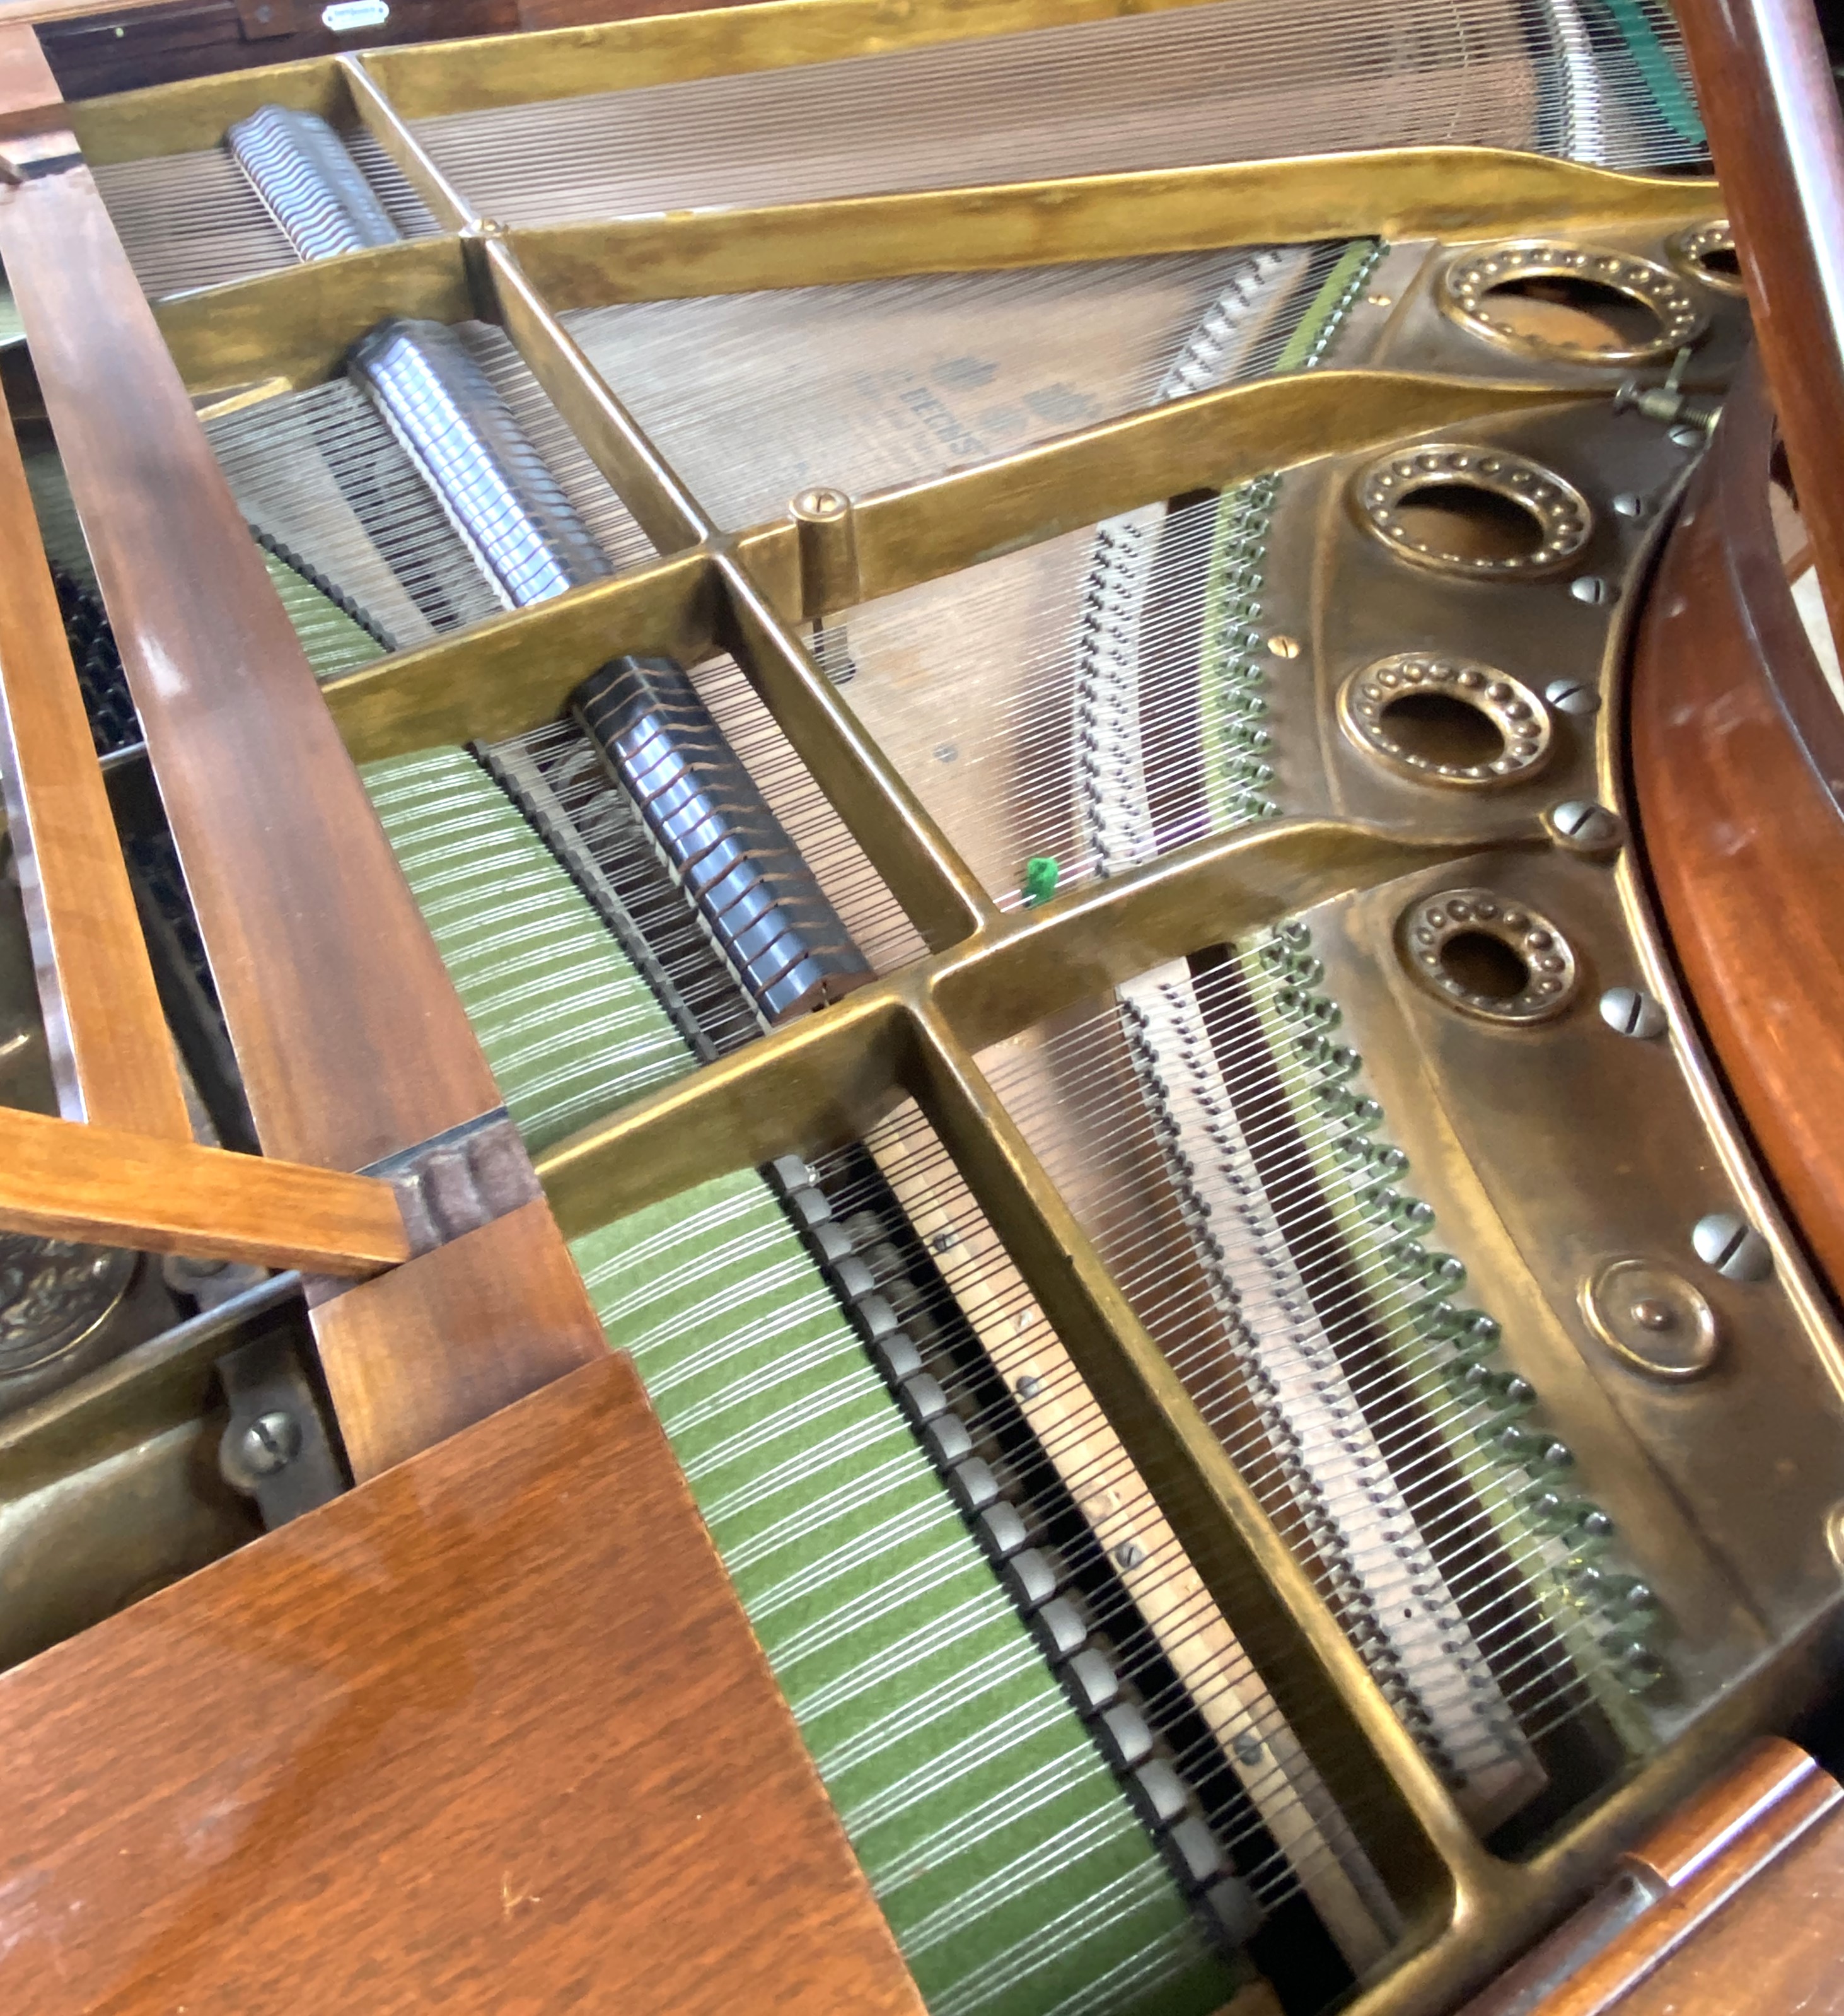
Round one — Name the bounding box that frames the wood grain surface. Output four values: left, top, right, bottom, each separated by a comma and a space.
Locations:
0, 138, 506, 1175
0, 52, 631, 1477
0, 1352, 923, 2016
309, 1196, 607, 1480
1628, 355, 1844, 1292
1673, 0, 1844, 647
0, 1100, 410, 1269
0, 367, 188, 1138
1458, 1740, 1844, 2015
1611, 1792, 1844, 2014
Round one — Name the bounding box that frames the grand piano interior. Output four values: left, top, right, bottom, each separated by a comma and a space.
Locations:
0, 0, 1841, 2010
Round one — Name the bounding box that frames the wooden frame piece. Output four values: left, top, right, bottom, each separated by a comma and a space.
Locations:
0, 1351, 922, 2014
0, 31, 610, 1462
0, 368, 190, 1139
1673, 0, 1844, 641
0, 1100, 409, 1271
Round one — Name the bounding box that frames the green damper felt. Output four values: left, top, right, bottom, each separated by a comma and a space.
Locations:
357, 743, 1246, 2011
572, 1174, 1240, 2016
261, 547, 389, 682
361, 746, 694, 1149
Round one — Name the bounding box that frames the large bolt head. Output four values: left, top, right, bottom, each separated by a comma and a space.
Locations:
1546, 800, 1625, 855
1691, 1212, 1773, 1282
1599, 986, 1667, 1039
238, 1410, 301, 1478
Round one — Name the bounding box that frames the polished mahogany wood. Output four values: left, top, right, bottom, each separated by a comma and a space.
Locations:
1629, 355, 1844, 1292
1673, 0, 1844, 644
0, 368, 189, 1138
0, 32, 627, 1476
1461, 1741, 1844, 2014
309, 1196, 606, 1481
1613, 1790, 1844, 2015
0, 1353, 923, 2015
0, 96, 505, 1176
0, 1100, 410, 1270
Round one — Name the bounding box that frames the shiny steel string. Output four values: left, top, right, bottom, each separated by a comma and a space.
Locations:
206, 378, 499, 651
791, 245, 1348, 907
813, 1107, 1400, 1957
480, 692, 1396, 1947
201, 323, 647, 663
982, 978, 1624, 1767
565, 251, 1301, 533
96, 124, 438, 299
94, 0, 1696, 300
414, 0, 1697, 234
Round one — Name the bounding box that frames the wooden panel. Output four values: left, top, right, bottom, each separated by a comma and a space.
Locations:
1612, 1797, 1844, 2013
25, 1, 516, 102
0, 136, 507, 1173
308, 1196, 607, 1481
0, 1100, 409, 1271
0, 15, 54, 105
1459, 1741, 1844, 2015
516, 0, 772, 26
1628, 356, 1844, 1291
0, 370, 188, 1137
0, 1353, 923, 2016
1674, 0, 1844, 644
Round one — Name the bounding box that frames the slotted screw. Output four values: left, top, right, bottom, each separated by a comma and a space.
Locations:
1599, 987, 1667, 1039
238, 1410, 301, 1477
1545, 677, 1601, 716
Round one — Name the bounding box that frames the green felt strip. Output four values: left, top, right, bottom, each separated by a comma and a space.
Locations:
361, 747, 693, 1150
354, 735, 1244, 2011
260, 547, 388, 681
571, 1174, 1238, 2016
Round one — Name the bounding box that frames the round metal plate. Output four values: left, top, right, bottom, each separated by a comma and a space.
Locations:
1398, 888, 1579, 1023
1440, 240, 1707, 363
0, 1235, 134, 1378
1583, 1256, 1720, 1381
1666, 219, 1746, 298
1352, 444, 1591, 580
1338, 654, 1551, 788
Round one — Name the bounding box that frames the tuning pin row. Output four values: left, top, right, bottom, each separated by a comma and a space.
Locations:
1250, 926, 1673, 1700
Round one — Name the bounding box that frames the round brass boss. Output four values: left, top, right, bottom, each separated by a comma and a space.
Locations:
1338, 655, 1551, 788
1398, 888, 1579, 1024
1440, 240, 1707, 363
1582, 1257, 1720, 1381
1353, 444, 1592, 580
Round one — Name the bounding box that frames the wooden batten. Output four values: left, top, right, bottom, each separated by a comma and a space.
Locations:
0, 371, 191, 1139
0, 84, 505, 1174
0, 1100, 411, 1272
309, 1198, 608, 1482
0, 33, 605, 1471
1673, 0, 1844, 645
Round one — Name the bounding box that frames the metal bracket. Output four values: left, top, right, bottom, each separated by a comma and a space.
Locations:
217, 1319, 345, 1528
